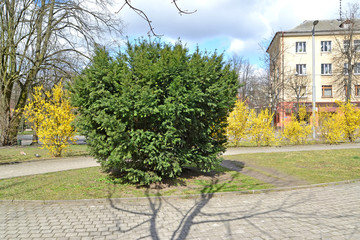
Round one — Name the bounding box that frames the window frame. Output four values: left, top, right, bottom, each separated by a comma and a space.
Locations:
355, 40, 360, 52
355, 85, 360, 97
297, 85, 307, 99
321, 63, 332, 75
296, 64, 307, 75
344, 40, 350, 51
321, 41, 332, 52
296, 42, 306, 53
322, 85, 333, 98
344, 63, 349, 75
354, 63, 360, 74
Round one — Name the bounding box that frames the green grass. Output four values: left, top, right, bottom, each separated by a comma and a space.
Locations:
0, 145, 89, 164
225, 149, 360, 183
0, 166, 273, 200
18, 130, 33, 135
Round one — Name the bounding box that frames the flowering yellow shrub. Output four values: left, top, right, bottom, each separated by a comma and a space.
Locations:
337, 101, 360, 142
283, 106, 312, 144
318, 110, 344, 144
226, 100, 250, 145
247, 108, 275, 146
24, 82, 76, 157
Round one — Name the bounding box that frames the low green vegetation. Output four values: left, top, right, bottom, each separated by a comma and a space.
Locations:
0, 145, 89, 164
2, 147, 360, 200
225, 149, 360, 183
0, 166, 272, 200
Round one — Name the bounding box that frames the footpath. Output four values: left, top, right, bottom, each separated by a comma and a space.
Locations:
1, 143, 360, 239
1, 143, 360, 180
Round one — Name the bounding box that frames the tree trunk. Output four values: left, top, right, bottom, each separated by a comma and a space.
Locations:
0, 81, 29, 146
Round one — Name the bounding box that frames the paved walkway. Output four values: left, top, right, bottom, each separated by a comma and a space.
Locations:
223, 142, 360, 155
1, 143, 360, 180
1, 182, 360, 239
0, 157, 99, 180
1, 143, 360, 239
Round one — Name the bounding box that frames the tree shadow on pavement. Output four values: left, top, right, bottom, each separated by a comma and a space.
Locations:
106, 180, 360, 239
107, 176, 233, 240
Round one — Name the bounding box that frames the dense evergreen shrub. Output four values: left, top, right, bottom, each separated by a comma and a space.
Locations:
71, 40, 238, 184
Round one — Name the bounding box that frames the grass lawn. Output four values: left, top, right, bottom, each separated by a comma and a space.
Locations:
0, 144, 89, 164
0, 165, 273, 200
225, 149, 360, 183
2, 147, 360, 200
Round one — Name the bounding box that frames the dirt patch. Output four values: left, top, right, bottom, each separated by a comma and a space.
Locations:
221, 159, 308, 187
141, 167, 236, 195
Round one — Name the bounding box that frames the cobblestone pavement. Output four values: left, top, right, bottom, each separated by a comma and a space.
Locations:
1, 181, 360, 240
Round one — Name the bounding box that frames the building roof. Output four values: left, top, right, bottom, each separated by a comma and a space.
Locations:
266, 19, 360, 53
288, 19, 360, 33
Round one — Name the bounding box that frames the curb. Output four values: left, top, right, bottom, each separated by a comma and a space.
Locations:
1, 178, 359, 204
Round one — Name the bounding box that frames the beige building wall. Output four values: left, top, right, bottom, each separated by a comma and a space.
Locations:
271, 33, 360, 104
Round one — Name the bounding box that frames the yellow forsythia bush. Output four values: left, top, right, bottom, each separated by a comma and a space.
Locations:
247, 108, 275, 146
318, 110, 344, 144
283, 106, 312, 144
24, 82, 76, 157
227, 100, 250, 145
337, 101, 360, 142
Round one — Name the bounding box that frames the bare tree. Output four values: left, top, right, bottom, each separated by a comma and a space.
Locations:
261, 45, 285, 125
121, 0, 196, 36
0, 0, 123, 145
229, 55, 255, 101
285, 74, 310, 118
332, 3, 360, 102
0, 0, 194, 145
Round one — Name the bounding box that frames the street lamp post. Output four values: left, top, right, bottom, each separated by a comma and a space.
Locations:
312, 20, 319, 140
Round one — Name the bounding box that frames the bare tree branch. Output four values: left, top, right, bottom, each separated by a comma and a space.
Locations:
120, 0, 196, 36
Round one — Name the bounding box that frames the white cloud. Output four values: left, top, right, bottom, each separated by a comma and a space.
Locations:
228, 39, 245, 54
110, 0, 356, 67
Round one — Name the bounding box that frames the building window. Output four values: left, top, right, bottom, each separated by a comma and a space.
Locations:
321, 64, 332, 75
356, 85, 360, 96
298, 85, 307, 98
344, 85, 348, 97
322, 85, 333, 97
344, 63, 349, 75
296, 42, 306, 53
355, 63, 360, 74
355, 40, 360, 52
296, 64, 306, 75
344, 40, 350, 51
321, 41, 331, 52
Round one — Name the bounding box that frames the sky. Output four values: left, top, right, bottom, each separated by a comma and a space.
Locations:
114, 0, 355, 69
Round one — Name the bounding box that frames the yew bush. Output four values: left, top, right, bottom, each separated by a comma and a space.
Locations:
70, 40, 238, 184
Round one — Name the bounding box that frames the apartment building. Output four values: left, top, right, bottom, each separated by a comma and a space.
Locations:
267, 19, 360, 127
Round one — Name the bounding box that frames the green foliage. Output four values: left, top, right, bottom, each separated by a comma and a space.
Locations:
247, 108, 276, 146
283, 106, 312, 144
70, 40, 238, 185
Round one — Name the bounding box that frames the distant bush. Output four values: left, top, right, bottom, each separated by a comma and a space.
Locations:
247, 108, 275, 146
227, 99, 250, 145
283, 106, 312, 144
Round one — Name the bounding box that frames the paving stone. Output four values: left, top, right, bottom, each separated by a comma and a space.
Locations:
2, 181, 360, 239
